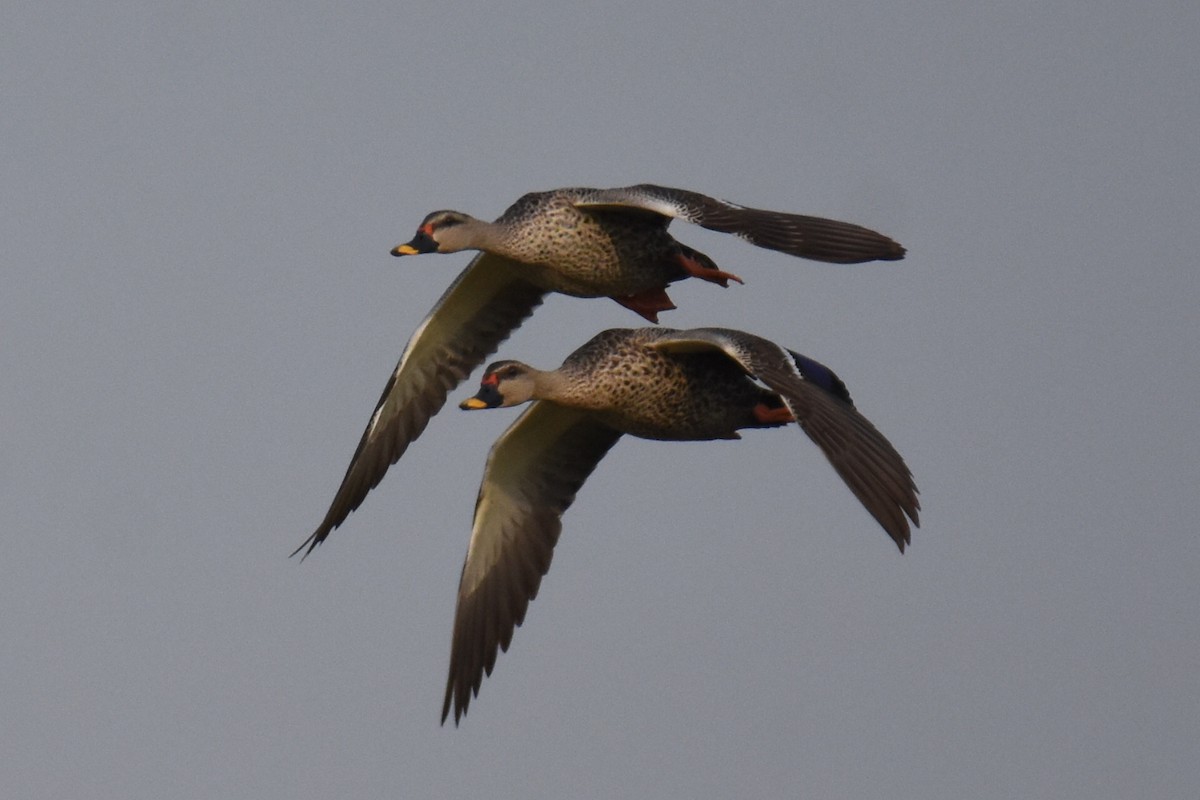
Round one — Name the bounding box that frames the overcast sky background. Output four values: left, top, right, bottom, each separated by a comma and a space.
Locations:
4, 2, 1198, 798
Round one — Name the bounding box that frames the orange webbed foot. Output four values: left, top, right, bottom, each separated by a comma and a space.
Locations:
675, 251, 744, 288
613, 287, 677, 323
753, 402, 795, 426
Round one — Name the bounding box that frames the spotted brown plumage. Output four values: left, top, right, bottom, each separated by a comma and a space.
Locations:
396, 184, 905, 303
295, 186, 906, 558
443, 326, 919, 724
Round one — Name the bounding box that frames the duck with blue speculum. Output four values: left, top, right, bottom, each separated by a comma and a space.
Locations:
440, 325, 920, 724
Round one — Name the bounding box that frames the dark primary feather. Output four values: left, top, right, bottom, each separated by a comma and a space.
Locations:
443, 403, 623, 724
648, 328, 917, 550
685, 328, 918, 549
293, 255, 545, 558
581, 184, 906, 264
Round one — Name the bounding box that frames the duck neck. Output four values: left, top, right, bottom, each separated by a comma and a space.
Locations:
464, 217, 506, 252
435, 216, 504, 254
532, 369, 573, 405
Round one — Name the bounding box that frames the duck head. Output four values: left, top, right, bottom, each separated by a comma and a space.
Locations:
460, 361, 538, 409
391, 210, 480, 256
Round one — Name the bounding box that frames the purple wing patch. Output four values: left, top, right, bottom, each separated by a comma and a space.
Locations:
789, 350, 853, 406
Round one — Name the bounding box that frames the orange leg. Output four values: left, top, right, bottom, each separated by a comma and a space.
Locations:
753, 402, 795, 425
676, 252, 744, 288
612, 287, 677, 323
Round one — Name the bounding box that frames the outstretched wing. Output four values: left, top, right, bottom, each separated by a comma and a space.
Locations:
443, 402, 623, 724
650, 328, 919, 550
294, 254, 546, 558
574, 184, 905, 263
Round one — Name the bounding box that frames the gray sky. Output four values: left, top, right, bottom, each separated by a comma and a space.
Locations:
4, 2, 1198, 798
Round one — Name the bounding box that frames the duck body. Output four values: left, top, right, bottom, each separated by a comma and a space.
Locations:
479, 327, 790, 441
397, 186, 744, 320
472, 189, 687, 298
444, 326, 919, 724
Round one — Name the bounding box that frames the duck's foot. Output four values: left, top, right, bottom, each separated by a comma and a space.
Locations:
753, 402, 795, 426
675, 250, 744, 288
612, 287, 677, 323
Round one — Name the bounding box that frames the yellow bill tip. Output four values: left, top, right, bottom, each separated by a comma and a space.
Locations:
459, 397, 488, 410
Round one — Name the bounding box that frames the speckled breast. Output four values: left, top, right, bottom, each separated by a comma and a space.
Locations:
563, 330, 766, 440
495, 190, 679, 297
